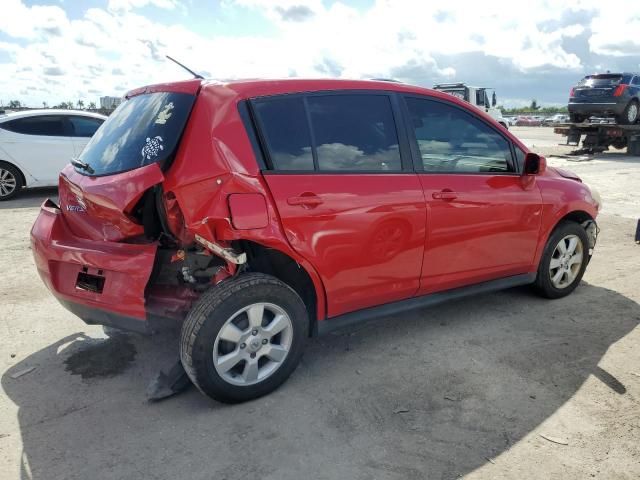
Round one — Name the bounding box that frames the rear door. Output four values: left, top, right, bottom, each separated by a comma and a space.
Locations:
402, 95, 543, 294
0, 115, 75, 185
67, 115, 104, 155
253, 92, 426, 318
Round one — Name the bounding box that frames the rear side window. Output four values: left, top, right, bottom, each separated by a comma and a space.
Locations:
1, 116, 66, 136
77, 92, 195, 176
253, 93, 402, 172
252, 97, 313, 171
632, 76, 640, 86
307, 95, 401, 171
69, 116, 103, 137
405, 97, 514, 174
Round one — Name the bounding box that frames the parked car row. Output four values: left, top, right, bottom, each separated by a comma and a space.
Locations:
0, 109, 106, 200
503, 114, 569, 127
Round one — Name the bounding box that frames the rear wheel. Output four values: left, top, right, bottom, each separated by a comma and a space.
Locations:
180, 273, 308, 403
533, 221, 590, 299
618, 100, 639, 125
0, 163, 22, 201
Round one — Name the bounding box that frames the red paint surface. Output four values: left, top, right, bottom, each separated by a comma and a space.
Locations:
31, 200, 157, 320
228, 193, 269, 229
263, 174, 426, 317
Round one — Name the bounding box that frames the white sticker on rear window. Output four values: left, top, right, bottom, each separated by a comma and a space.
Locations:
142, 136, 164, 160
155, 102, 174, 124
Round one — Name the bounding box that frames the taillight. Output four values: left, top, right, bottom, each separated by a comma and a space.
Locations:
613, 84, 628, 96
569, 87, 575, 98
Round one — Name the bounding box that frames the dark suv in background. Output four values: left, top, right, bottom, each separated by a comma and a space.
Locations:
568, 72, 640, 124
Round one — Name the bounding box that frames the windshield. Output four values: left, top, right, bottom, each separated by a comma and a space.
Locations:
77, 91, 195, 176
578, 74, 623, 87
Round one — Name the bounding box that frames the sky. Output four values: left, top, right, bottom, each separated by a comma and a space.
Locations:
1, 0, 639, 108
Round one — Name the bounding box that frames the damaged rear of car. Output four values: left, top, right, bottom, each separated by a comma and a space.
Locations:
33, 80, 204, 333
31, 78, 321, 403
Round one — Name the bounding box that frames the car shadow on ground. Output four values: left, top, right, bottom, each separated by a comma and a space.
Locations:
0, 188, 57, 210
3, 282, 639, 479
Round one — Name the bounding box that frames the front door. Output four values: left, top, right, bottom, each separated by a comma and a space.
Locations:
402, 95, 543, 294
254, 92, 427, 318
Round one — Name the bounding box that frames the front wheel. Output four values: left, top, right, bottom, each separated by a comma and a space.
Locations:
180, 273, 308, 403
533, 221, 590, 299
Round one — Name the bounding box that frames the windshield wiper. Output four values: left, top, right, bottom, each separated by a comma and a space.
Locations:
70, 157, 95, 174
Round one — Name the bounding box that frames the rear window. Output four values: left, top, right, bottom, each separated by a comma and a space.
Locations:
578, 74, 623, 87
77, 92, 195, 176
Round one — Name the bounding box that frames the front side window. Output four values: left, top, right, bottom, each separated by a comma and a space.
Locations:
306, 95, 401, 171
1, 116, 66, 136
405, 97, 514, 174
69, 116, 103, 137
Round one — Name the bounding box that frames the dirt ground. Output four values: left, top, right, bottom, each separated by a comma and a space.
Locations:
1, 127, 639, 480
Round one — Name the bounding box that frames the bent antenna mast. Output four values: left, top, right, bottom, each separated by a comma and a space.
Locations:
166, 55, 204, 80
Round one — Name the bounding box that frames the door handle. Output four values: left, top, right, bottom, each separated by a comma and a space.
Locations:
287, 193, 323, 208
432, 190, 458, 200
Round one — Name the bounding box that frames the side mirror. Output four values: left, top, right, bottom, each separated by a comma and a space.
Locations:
523, 152, 546, 175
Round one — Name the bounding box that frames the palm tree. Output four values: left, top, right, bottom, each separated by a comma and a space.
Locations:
77, 99, 85, 109
88, 101, 96, 110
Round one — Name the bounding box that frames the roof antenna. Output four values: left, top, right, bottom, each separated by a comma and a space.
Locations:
166, 55, 204, 79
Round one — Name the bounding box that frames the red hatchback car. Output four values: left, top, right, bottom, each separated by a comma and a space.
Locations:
31, 78, 600, 402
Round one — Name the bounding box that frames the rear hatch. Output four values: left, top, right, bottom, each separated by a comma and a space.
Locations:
59, 80, 200, 242
573, 74, 622, 101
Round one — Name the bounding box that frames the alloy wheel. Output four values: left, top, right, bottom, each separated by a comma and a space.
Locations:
213, 302, 293, 386
628, 103, 639, 124
0, 168, 17, 198
549, 234, 583, 289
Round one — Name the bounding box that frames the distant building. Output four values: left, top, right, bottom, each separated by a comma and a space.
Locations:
100, 96, 122, 109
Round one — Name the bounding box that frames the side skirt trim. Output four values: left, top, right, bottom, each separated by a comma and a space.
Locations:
317, 273, 536, 336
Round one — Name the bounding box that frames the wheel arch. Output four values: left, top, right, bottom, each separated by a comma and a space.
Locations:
535, 208, 597, 268
0, 160, 26, 188
240, 241, 321, 336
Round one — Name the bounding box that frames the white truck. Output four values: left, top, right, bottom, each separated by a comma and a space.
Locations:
433, 83, 508, 129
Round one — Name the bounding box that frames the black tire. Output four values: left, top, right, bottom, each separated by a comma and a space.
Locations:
617, 100, 639, 125
533, 221, 590, 299
180, 273, 308, 403
0, 162, 23, 201
569, 113, 585, 124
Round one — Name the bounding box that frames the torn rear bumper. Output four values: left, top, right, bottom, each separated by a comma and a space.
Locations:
31, 199, 158, 331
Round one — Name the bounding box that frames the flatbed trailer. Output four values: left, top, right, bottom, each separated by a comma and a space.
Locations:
554, 123, 640, 156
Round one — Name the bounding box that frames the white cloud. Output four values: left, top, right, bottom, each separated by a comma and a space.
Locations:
107, 0, 180, 12
0, 0, 638, 107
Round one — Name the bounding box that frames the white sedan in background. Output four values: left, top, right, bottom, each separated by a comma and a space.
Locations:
0, 109, 106, 200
